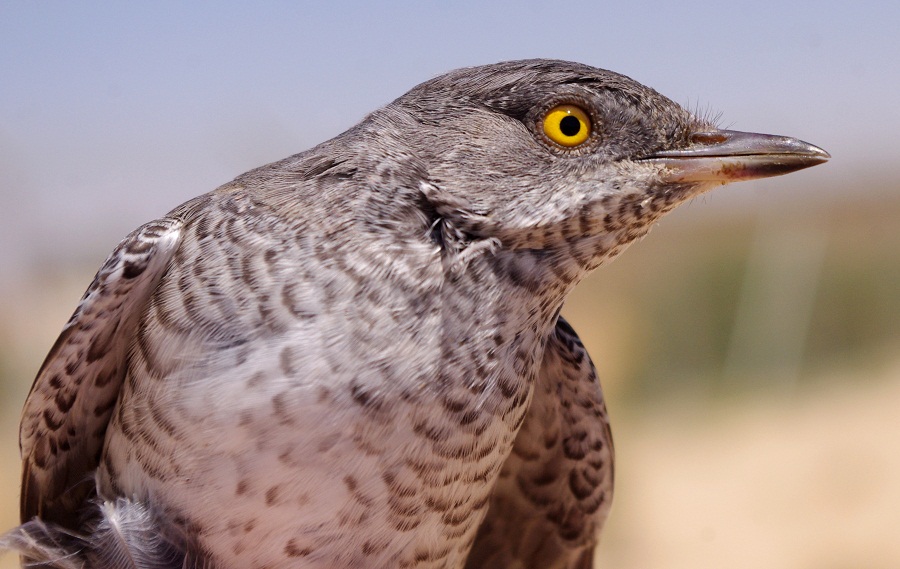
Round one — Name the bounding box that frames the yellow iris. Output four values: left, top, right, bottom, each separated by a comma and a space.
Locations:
542, 105, 591, 147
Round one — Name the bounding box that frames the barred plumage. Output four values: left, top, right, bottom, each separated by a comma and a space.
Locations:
2, 59, 827, 569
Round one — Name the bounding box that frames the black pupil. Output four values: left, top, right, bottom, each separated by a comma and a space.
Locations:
559, 115, 581, 137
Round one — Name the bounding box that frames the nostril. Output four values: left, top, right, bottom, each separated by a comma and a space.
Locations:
690, 131, 728, 145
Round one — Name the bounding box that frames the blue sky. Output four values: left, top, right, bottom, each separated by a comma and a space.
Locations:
1, 1, 897, 278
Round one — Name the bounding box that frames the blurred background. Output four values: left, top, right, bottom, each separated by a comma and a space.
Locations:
1, 2, 898, 568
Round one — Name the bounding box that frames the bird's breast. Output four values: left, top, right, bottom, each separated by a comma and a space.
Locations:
95, 214, 561, 567
99, 302, 551, 567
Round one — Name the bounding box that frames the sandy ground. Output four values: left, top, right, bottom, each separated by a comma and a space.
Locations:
595, 359, 900, 569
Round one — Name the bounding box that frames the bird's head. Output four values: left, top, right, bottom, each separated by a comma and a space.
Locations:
358, 59, 828, 274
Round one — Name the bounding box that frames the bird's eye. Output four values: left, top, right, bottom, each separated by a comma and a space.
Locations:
542, 105, 591, 147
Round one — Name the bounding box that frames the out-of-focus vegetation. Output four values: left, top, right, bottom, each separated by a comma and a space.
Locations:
565, 191, 900, 402
0, 185, 898, 569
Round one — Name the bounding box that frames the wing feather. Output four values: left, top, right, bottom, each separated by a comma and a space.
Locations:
466, 317, 614, 569
19, 218, 183, 527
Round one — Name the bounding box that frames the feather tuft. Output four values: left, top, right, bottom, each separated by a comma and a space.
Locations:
1, 498, 205, 569
85, 499, 182, 569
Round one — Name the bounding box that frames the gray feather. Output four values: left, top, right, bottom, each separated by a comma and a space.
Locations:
0, 518, 83, 569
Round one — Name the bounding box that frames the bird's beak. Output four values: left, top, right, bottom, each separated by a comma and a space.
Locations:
641, 129, 830, 183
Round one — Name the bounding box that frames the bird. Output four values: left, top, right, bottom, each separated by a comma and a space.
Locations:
1, 59, 828, 569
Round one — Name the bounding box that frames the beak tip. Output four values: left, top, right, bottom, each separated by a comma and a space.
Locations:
792, 139, 831, 162
812, 146, 831, 161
